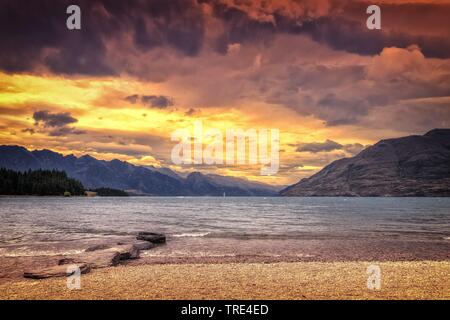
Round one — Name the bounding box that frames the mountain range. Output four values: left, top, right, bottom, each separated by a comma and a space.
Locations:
2, 129, 449, 197
0, 146, 280, 196
280, 129, 450, 197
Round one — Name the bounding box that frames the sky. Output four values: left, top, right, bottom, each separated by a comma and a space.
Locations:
1, 0, 450, 185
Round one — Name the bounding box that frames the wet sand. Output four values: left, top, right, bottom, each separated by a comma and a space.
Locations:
1, 261, 449, 300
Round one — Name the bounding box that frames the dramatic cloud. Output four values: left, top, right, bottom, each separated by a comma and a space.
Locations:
1, 0, 450, 184
214, 0, 450, 58
141, 95, 174, 108
32, 110, 85, 137
296, 15, 450, 59
21, 128, 35, 135
2, 0, 450, 77
125, 94, 174, 108
296, 140, 366, 155
257, 39, 450, 127
296, 139, 343, 153
33, 110, 77, 128
0, 0, 205, 75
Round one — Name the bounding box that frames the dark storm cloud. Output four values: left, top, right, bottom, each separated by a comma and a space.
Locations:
267, 65, 366, 94
296, 16, 450, 59
317, 93, 370, 126
131, 0, 204, 56
21, 128, 35, 135
0, 0, 205, 75
2, 0, 450, 77
296, 139, 343, 153
125, 94, 174, 108
211, 1, 450, 59
296, 139, 366, 155
33, 110, 77, 127
0, 0, 115, 75
264, 65, 371, 127
212, 5, 277, 54
141, 95, 174, 108
32, 110, 85, 137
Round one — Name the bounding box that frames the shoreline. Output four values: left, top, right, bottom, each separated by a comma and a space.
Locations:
1, 237, 450, 285
1, 260, 449, 300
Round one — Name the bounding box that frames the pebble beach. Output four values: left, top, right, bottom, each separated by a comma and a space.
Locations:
1, 261, 449, 300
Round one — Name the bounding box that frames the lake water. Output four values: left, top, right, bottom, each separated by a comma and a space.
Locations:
1, 197, 450, 262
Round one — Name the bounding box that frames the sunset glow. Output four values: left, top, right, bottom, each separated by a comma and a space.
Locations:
1, 0, 449, 185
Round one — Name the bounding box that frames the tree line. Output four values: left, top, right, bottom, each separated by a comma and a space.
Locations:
92, 187, 129, 196
0, 168, 85, 196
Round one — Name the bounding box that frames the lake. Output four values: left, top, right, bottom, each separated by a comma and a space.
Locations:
1, 197, 450, 262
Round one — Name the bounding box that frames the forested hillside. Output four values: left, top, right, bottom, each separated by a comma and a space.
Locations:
0, 168, 85, 196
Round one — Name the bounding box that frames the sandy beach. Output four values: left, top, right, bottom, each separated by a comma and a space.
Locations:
1, 260, 449, 300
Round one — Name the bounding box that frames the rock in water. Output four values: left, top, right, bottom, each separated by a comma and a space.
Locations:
132, 241, 155, 250
60, 244, 140, 269
280, 129, 450, 197
116, 240, 155, 250
84, 243, 140, 258
77, 251, 120, 268
60, 250, 121, 269
137, 232, 166, 244
24, 263, 90, 279
113, 244, 140, 260
26, 243, 143, 279
84, 244, 111, 252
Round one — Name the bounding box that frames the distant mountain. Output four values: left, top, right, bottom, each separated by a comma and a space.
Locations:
280, 129, 450, 197
0, 145, 279, 196
185, 172, 279, 196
